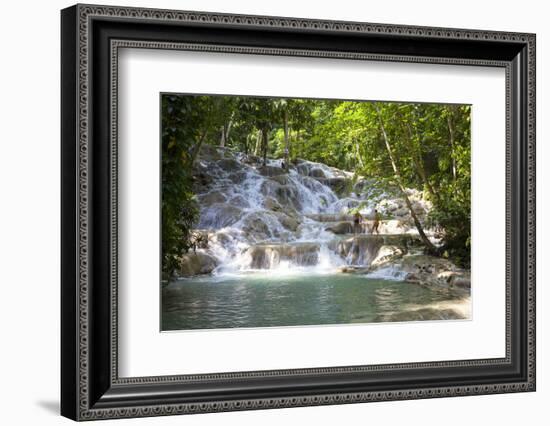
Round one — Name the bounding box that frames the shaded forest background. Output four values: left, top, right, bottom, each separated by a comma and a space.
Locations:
161, 94, 471, 277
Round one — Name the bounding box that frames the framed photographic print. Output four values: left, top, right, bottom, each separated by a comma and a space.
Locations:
61, 4, 536, 421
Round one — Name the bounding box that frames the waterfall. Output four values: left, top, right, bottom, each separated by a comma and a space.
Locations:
189, 147, 430, 277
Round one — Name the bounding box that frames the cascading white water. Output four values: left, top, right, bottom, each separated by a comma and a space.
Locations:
192, 148, 429, 276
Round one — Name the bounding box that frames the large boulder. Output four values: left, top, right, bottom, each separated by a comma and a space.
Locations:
178, 252, 218, 277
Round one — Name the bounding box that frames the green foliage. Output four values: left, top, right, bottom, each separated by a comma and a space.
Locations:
161, 95, 221, 278
162, 94, 472, 269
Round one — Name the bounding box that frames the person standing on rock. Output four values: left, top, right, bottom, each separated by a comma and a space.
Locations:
353, 210, 363, 235
371, 209, 381, 235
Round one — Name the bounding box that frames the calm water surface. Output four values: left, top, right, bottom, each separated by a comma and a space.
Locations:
162, 273, 470, 331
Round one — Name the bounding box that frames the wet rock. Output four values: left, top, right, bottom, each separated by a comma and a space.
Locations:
332, 235, 385, 266
309, 168, 326, 178
199, 203, 242, 229
258, 165, 286, 177
192, 171, 214, 192
263, 196, 282, 212
378, 308, 466, 322
240, 213, 272, 239
296, 163, 310, 176
369, 254, 468, 288
217, 158, 241, 173
199, 191, 227, 206
273, 212, 300, 232
275, 186, 301, 210
370, 245, 405, 268
229, 171, 248, 184
326, 177, 350, 195
178, 252, 218, 277
314, 177, 349, 195
438, 271, 471, 289
260, 180, 300, 210
269, 174, 291, 185
260, 179, 278, 196
308, 213, 353, 222
326, 221, 354, 235
239, 211, 291, 240
208, 229, 241, 249
227, 195, 250, 208
360, 219, 408, 235
243, 154, 261, 165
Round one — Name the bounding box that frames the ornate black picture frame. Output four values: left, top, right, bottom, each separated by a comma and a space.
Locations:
61, 3, 536, 421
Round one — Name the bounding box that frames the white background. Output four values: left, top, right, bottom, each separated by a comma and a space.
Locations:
119, 49, 505, 377
0, 0, 547, 425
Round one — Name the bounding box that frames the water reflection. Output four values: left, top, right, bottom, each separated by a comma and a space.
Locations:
162, 274, 470, 331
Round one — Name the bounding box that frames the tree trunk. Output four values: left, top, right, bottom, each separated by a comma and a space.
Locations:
219, 126, 225, 147
261, 127, 269, 167
219, 118, 233, 148
191, 131, 208, 165
405, 122, 438, 201
374, 106, 437, 253
254, 130, 262, 156
355, 139, 364, 169
447, 108, 457, 184
225, 118, 233, 141
283, 109, 290, 172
